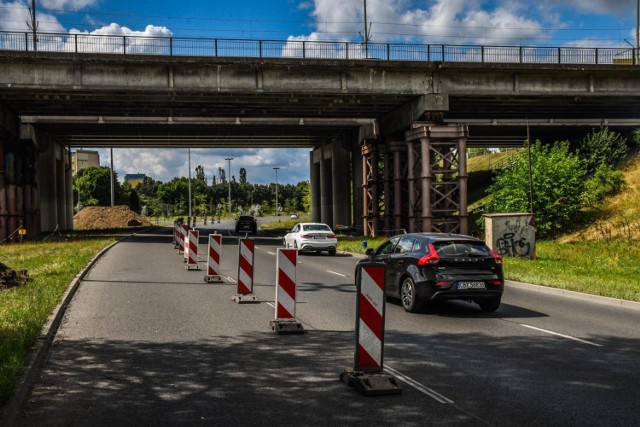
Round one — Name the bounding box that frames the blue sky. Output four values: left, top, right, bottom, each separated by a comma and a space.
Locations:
1, 0, 639, 184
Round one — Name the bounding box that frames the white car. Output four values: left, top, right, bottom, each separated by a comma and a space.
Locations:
283, 222, 337, 255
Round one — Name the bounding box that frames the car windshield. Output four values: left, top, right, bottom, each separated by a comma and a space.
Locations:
432, 241, 491, 257
302, 224, 332, 232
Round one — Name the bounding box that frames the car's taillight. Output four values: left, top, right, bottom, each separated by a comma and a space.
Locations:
328, 234, 336, 239
417, 244, 440, 266
301, 234, 312, 239
491, 249, 503, 264
490, 280, 503, 286
435, 280, 450, 287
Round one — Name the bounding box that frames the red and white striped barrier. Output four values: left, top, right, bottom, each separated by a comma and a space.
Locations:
185, 229, 200, 270
232, 239, 258, 303
178, 224, 188, 253
204, 233, 223, 283
270, 248, 304, 333
340, 262, 401, 395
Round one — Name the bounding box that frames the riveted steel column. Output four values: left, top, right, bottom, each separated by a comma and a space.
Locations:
362, 141, 379, 237
406, 139, 420, 233
420, 137, 432, 233
390, 141, 406, 233
458, 127, 469, 234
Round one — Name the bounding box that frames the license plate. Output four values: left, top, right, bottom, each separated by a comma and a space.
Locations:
456, 281, 485, 290
314, 236, 326, 239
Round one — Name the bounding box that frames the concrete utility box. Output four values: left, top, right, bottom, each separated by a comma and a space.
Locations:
484, 213, 536, 258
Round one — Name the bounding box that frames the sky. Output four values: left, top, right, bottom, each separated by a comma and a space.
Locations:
1, 0, 639, 184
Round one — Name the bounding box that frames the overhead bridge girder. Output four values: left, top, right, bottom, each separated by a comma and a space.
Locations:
362, 123, 469, 237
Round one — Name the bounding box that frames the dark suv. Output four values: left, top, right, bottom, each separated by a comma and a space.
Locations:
234, 215, 257, 234
357, 233, 504, 313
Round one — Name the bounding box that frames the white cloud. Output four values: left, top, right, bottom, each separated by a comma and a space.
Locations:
0, 0, 65, 32
99, 148, 310, 185
40, 0, 97, 11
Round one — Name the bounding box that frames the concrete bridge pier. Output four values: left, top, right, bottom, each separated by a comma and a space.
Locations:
35, 140, 73, 234
310, 140, 351, 229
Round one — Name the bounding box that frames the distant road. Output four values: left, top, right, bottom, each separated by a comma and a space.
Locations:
13, 226, 640, 426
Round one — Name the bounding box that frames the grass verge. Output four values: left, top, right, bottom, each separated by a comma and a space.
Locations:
0, 238, 114, 407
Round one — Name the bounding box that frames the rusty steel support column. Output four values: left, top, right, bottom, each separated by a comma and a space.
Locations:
361, 141, 379, 237
405, 122, 469, 234
390, 142, 406, 233
381, 144, 392, 234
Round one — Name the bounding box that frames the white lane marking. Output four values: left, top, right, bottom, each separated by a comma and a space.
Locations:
267, 251, 276, 256
327, 270, 348, 278
385, 366, 454, 404
520, 324, 602, 347
226, 276, 237, 283
266, 302, 276, 309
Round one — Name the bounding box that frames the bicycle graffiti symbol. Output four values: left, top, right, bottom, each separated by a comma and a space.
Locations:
496, 232, 532, 257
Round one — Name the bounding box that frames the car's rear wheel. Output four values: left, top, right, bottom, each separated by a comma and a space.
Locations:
328, 248, 336, 256
400, 277, 423, 313
478, 298, 501, 312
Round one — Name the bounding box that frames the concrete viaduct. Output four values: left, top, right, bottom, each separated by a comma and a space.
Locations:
2, 33, 640, 241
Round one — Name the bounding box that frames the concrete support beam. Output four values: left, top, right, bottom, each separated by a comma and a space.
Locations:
351, 139, 363, 231
380, 94, 449, 138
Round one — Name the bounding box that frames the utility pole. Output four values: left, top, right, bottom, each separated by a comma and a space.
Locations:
188, 149, 192, 220
27, 0, 38, 51
273, 166, 280, 216
110, 148, 115, 206
225, 157, 233, 219
361, 0, 372, 58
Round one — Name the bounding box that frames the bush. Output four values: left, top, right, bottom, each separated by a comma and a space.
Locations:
582, 164, 626, 208
579, 127, 629, 176
480, 140, 585, 238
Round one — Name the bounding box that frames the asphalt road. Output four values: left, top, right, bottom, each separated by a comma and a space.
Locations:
13, 225, 640, 427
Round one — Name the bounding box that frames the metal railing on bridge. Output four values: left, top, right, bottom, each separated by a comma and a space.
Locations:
0, 31, 637, 65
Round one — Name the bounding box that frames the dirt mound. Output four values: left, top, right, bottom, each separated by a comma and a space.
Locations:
0, 262, 31, 290
73, 206, 152, 230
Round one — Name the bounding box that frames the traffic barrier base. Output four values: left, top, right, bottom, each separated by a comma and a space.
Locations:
269, 318, 304, 334
339, 370, 402, 396
232, 293, 259, 303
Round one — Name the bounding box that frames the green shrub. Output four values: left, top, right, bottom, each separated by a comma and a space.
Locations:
579, 127, 629, 176
582, 164, 626, 208
480, 140, 585, 238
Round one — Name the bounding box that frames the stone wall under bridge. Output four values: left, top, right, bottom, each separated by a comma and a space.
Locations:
362, 122, 469, 237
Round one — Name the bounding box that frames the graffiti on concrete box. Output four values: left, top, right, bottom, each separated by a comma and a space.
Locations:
485, 214, 536, 258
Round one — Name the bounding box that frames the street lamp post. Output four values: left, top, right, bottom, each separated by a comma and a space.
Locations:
273, 166, 280, 216
225, 157, 233, 219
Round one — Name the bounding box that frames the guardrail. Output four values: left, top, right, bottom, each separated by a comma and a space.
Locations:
0, 31, 637, 65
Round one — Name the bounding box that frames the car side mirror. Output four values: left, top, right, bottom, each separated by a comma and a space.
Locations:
365, 248, 374, 257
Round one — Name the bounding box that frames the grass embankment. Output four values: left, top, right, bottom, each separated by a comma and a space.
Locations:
0, 239, 114, 406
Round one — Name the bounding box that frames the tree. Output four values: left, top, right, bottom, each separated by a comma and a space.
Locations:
578, 127, 630, 176
129, 189, 141, 214
239, 167, 247, 184
195, 165, 207, 184
73, 166, 123, 207
482, 140, 585, 238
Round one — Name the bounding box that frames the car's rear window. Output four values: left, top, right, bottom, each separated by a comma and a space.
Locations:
302, 224, 331, 232
432, 241, 491, 257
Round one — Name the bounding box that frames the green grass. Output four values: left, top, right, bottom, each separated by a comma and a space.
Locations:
503, 239, 640, 302
0, 239, 114, 406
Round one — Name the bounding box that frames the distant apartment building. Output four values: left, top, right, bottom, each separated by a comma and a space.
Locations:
124, 173, 146, 188
71, 149, 100, 176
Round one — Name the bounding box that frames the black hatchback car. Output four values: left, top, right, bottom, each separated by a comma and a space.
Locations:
234, 215, 257, 234
357, 233, 504, 313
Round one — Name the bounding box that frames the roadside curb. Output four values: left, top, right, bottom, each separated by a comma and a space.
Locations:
506, 279, 640, 311
0, 240, 120, 427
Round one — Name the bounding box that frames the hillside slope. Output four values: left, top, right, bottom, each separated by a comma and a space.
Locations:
562, 154, 640, 242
